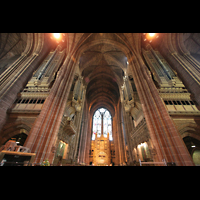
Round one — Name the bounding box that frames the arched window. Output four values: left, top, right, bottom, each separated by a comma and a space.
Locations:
92, 108, 113, 141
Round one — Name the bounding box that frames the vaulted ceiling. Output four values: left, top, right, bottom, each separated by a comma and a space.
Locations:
0, 33, 27, 74
77, 33, 130, 115
183, 33, 200, 63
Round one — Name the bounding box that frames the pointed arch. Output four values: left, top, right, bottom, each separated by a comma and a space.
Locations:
92, 107, 113, 141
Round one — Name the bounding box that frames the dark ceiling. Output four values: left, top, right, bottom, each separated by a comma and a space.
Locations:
78, 33, 129, 114
0, 33, 27, 75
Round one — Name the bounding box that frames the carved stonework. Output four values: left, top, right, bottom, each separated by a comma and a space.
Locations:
130, 118, 150, 148
124, 100, 134, 113
92, 133, 111, 166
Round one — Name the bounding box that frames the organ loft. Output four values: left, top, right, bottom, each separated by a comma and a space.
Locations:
0, 33, 200, 166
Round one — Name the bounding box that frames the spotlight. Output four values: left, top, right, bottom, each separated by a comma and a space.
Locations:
53, 33, 61, 39
148, 33, 156, 37
51, 33, 66, 44
143, 33, 159, 43
146, 33, 157, 40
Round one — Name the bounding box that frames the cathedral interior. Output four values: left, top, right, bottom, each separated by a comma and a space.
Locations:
0, 33, 200, 166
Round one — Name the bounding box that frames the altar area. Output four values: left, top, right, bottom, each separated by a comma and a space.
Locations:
92, 132, 111, 166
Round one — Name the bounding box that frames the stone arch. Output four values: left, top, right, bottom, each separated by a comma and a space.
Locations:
0, 122, 31, 146
91, 107, 113, 142
178, 122, 200, 141
182, 136, 200, 158
177, 122, 200, 165
78, 35, 129, 118
91, 103, 115, 120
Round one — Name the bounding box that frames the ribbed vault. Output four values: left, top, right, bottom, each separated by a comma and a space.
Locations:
78, 33, 130, 115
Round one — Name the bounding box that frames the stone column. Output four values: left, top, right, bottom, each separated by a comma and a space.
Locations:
73, 88, 86, 163
101, 113, 104, 136
112, 113, 119, 165
128, 51, 194, 166
117, 106, 126, 165
77, 100, 89, 165
24, 53, 77, 164
111, 101, 127, 165
146, 139, 154, 161
85, 112, 92, 165
121, 105, 134, 165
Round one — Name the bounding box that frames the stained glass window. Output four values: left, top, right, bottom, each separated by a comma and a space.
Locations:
92, 109, 101, 140
92, 108, 113, 140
